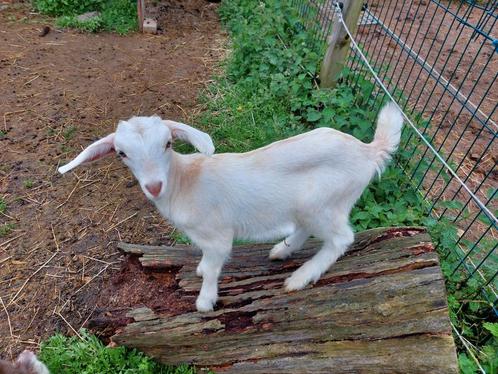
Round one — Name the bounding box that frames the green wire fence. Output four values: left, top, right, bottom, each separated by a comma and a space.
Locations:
293, 0, 497, 317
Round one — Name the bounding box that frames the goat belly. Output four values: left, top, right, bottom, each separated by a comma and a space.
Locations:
234, 221, 296, 242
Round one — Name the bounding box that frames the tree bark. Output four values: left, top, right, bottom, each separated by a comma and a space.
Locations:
107, 227, 458, 373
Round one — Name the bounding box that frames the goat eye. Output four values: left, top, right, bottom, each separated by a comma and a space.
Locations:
165, 141, 172, 150
118, 151, 127, 158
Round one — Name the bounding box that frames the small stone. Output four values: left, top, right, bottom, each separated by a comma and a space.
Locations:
39, 26, 50, 37
469, 153, 480, 161
76, 11, 101, 22
126, 307, 157, 321
143, 18, 157, 34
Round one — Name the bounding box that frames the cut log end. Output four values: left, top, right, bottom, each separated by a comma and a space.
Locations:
90, 227, 458, 373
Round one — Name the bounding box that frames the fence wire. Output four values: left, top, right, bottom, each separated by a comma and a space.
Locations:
292, 0, 498, 314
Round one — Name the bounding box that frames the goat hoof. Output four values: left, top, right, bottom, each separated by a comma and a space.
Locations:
269, 242, 289, 260
285, 269, 316, 291
196, 296, 215, 312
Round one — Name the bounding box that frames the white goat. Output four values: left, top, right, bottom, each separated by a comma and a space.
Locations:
0, 350, 50, 374
59, 102, 403, 312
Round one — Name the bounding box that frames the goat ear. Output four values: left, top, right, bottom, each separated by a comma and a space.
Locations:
163, 120, 215, 156
58, 133, 115, 174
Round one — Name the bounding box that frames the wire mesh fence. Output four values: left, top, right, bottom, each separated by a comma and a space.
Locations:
292, 0, 497, 313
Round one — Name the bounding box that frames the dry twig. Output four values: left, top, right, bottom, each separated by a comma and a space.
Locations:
0, 296, 13, 338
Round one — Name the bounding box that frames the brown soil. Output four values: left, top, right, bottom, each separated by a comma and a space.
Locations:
0, 0, 225, 358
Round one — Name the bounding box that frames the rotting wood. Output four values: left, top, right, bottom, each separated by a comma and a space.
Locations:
96, 227, 458, 373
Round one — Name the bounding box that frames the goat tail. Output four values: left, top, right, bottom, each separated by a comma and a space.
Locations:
371, 102, 404, 176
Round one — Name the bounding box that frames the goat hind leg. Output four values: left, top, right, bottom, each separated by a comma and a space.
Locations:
285, 223, 353, 291
269, 228, 309, 260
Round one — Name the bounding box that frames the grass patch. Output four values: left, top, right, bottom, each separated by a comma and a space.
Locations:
56, 15, 103, 33
39, 329, 202, 373
63, 126, 77, 141
23, 179, 34, 189
34, 0, 137, 34
0, 223, 15, 237
170, 229, 191, 245
0, 198, 6, 214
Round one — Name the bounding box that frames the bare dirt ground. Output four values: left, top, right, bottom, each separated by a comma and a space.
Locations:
0, 0, 225, 358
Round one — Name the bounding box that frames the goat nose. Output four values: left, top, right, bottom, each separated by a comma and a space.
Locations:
145, 182, 162, 197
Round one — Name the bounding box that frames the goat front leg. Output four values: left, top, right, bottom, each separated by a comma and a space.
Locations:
192, 235, 232, 312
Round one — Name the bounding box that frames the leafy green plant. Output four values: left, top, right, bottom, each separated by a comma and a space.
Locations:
457, 325, 498, 374
100, 0, 137, 34
56, 16, 103, 33
33, 0, 104, 16
34, 0, 137, 34
39, 329, 200, 374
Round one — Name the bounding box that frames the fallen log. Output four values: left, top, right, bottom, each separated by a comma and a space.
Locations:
101, 227, 459, 373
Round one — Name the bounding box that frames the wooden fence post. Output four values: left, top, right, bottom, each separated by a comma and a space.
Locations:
320, 0, 363, 89
137, 0, 145, 32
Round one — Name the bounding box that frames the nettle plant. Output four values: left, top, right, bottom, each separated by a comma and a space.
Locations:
34, 0, 104, 16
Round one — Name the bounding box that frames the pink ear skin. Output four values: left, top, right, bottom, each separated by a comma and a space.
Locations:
58, 133, 115, 174
163, 121, 214, 156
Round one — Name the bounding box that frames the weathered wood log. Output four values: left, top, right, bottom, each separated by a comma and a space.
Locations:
109, 227, 458, 373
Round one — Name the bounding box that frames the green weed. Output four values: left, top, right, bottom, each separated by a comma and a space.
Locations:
23, 179, 34, 189
34, 0, 137, 34
0, 223, 15, 237
56, 15, 103, 33
63, 126, 77, 141
0, 198, 6, 214
33, 0, 104, 16
170, 229, 191, 245
99, 0, 137, 34
39, 329, 202, 373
